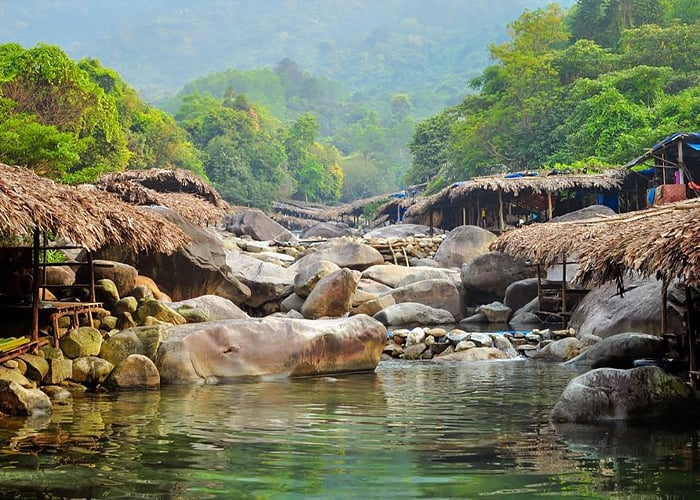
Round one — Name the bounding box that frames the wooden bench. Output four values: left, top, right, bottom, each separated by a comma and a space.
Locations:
40, 301, 103, 347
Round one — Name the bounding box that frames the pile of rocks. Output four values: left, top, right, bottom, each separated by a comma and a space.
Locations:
383, 327, 579, 362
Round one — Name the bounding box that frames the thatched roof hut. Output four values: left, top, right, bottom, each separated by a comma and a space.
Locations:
1, 164, 189, 253
96, 168, 232, 225
491, 197, 700, 288
404, 170, 627, 231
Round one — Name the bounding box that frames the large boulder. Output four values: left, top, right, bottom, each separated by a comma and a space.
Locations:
564, 332, 668, 369
373, 302, 455, 326
433, 225, 496, 269
364, 224, 435, 239
225, 209, 295, 242
461, 251, 536, 305
94, 207, 228, 301
570, 278, 684, 338
76, 260, 137, 298
300, 221, 355, 239
294, 259, 341, 298
387, 279, 463, 321
362, 264, 451, 289
551, 204, 616, 222
168, 295, 248, 321
550, 366, 699, 423
434, 347, 512, 362
104, 354, 160, 390
59, 326, 103, 359
226, 250, 295, 308
301, 268, 361, 319
0, 380, 52, 416
294, 238, 384, 271
99, 325, 168, 366
214, 275, 252, 306
504, 278, 539, 313
71, 356, 114, 387
154, 315, 387, 383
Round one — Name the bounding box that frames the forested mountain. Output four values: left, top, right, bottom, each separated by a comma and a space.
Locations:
0, 0, 573, 115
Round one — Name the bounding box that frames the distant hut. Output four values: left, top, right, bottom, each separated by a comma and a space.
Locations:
492, 197, 700, 384
96, 168, 232, 226
403, 170, 626, 232
0, 164, 191, 359
623, 132, 700, 210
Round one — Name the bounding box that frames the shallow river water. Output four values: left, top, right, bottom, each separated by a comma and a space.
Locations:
1, 359, 699, 498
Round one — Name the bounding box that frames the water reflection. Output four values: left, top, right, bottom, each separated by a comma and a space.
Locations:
0, 361, 698, 497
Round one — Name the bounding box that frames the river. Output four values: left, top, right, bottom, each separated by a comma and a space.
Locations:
0, 359, 699, 498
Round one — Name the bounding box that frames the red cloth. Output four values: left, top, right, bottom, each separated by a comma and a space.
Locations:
655, 183, 687, 206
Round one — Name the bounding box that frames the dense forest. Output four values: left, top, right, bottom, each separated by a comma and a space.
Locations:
0, 0, 699, 209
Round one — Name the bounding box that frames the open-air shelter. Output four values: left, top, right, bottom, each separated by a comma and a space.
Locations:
491, 197, 700, 385
0, 164, 191, 360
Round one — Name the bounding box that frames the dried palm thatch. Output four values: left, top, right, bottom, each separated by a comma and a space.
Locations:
404, 170, 626, 219
96, 168, 231, 225
491, 197, 700, 288
0, 164, 190, 253
324, 193, 393, 219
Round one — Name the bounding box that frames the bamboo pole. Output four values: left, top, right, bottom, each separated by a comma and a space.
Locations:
547, 192, 553, 220
498, 188, 505, 231
686, 285, 697, 389
661, 278, 669, 335
31, 229, 40, 345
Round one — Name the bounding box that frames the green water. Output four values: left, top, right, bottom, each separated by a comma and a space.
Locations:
0, 359, 699, 498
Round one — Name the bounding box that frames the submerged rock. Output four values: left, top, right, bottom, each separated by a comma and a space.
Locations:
550, 366, 698, 423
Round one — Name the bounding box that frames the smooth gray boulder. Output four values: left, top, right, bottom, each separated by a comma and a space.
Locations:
300, 221, 355, 239
433, 225, 496, 269
226, 251, 295, 308
155, 315, 387, 383
373, 302, 455, 326
564, 332, 667, 369
504, 278, 539, 313
294, 259, 341, 298
0, 380, 52, 416
294, 238, 384, 271
225, 209, 295, 242
570, 278, 684, 338
387, 279, 462, 321
550, 366, 698, 423
104, 354, 160, 390
168, 295, 248, 321
461, 251, 536, 305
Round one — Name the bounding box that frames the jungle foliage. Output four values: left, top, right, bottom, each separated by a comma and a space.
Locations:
405, 0, 700, 189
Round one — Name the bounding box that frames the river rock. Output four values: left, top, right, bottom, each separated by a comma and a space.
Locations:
0, 366, 33, 387
134, 275, 171, 302
96, 278, 120, 306
373, 302, 455, 326
300, 221, 355, 239
387, 278, 463, 321
434, 347, 511, 362
403, 343, 427, 360
478, 302, 512, 323
0, 380, 52, 416
104, 354, 160, 390
564, 332, 667, 369
215, 274, 252, 306
301, 268, 361, 319
135, 299, 186, 325
114, 296, 138, 316
295, 238, 384, 271
352, 294, 396, 317
225, 208, 295, 242
155, 315, 386, 383
227, 250, 295, 308
60, 326, 103, 359
294, 259, 341, 298
18, 354, 49, 384
504, 278, 539, 313
570, 278, 683, 338
364, 224, 435, 238
71, 356, 114, 387
280, 293, 305, 313
532, 336, 580, 361
397, 268, 455, 288
129, 284, 153, 301
168, 295, 248, 321
99, 325, 167, 366
461, 252, 535, 305
432, 225, 496, 269
44, 265, 75, 287
550, 366, 698, 423
76, 261, 137, 298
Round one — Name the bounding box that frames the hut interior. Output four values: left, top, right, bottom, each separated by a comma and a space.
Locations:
624, 132, 700, 209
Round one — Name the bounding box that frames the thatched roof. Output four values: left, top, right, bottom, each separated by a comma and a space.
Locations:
0, 164, 190, 253
405, 170, 626, 218
491, 197, 700, 288
325, 193, 395, 219
96, 168, 231, 225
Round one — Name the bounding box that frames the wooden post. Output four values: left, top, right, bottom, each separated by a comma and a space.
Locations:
462, 206, 466, 226
498, 188, 505, 231
31, 229, 40, 344
547, 191, 553, 220
561, 255, 567, 321
429, 209, 434, 235
686, 285, 697, 388
661, 278, 669, 335
87, 251, 96, 302
678, 140, 685, 183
